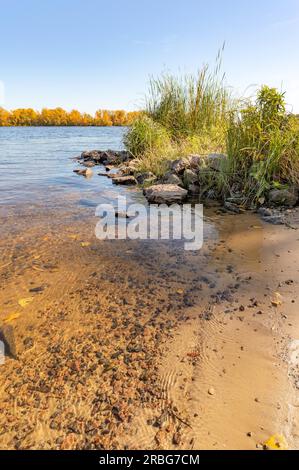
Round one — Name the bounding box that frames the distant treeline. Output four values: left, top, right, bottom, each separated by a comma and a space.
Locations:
0, 107, 141, 126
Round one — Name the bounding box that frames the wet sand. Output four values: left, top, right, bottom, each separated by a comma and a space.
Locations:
0, 203, 298, 450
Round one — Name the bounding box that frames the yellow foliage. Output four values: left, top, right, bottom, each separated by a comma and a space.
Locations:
0, 107, 141, 127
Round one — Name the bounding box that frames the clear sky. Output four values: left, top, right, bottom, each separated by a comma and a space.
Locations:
1, 0, 298, 113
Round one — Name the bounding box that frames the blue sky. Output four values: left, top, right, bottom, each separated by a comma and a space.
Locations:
1, 0, 299, 113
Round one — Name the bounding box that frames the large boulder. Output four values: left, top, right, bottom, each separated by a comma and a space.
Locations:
268, 188, 298, 207
144, 184, 188, 204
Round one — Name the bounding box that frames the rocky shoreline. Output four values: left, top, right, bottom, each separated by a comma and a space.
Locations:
73, 149, 299, 226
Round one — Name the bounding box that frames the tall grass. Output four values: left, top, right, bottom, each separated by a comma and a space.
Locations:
225, 86, 299, 203
125, 48, 232, 172
146, 48, 230, 141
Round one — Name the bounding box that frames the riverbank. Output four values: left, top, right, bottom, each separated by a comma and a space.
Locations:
0, 197, 298, 449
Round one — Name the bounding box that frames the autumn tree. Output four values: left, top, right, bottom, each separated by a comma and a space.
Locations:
0, 107, 10, 126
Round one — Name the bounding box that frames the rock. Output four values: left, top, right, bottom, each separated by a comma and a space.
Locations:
112, 176, 137, 185
257, 207, 273, 218
169, 158, 191, 175
0, 324, 17, 358
81, 150, 101, 161
268, 188, 298, 207
73, 168, 93, 177
263, 215, 285, 225
135, 172, 157, 185
208, 387, 215, 396
144, 184, 188, 204
184, 169, 198, 187
163, 172, 184, 187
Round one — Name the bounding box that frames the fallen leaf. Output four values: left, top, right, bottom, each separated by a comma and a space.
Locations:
176, 289, 184, 295
263, 434, 288, 450
81, 242, 91, 247
18, 297, 34, 308
4, 312, 21, 323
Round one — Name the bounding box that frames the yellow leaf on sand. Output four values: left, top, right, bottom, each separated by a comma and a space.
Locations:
176, 289, 184, 295
263, 434, 288, 450
81, 242, 91, 247
271, 292, 282, 307
18, 297, 34, 308
4, 312, 21, 323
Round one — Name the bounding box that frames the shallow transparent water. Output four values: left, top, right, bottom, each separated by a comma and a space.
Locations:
0, 126, 139, 211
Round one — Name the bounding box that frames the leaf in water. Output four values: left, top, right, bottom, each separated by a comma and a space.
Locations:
264, 434, 288, 450
18, 297, 34, 308
81, 242, 91, 247
4, 312, 21, 323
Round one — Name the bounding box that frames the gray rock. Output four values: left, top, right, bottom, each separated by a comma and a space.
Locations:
268, 188, 298, 207
262, 215, 285, 225
81, 150, 101, 160
112, 176, 137, 185
257, 207, 273, 217
144, 184, 188, 204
